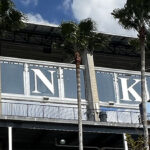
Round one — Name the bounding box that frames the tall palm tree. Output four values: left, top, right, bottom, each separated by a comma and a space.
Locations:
112, 0, 150, 149
61, 19, 95, 150
61, 18, 108, 150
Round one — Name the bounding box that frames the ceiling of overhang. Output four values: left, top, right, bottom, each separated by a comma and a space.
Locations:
0, 127, 124, 150
2, 23, 149, 71
0, 23, 136, 54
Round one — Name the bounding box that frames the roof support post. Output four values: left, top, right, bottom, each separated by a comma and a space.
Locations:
8, 127, 12, 150
123, 133, 128, 150
82, 50, 99, 121
0, 42, 2, 116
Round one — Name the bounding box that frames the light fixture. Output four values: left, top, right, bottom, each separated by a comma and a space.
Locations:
60, 139, 66, 145
43, 96, 49, 100
108, 101, 114, 105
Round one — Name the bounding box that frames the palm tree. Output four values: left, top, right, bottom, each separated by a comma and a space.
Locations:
112, 0, 150, 149
61, 19, 95, 150
0, 0, 25, 54
0, 0, 25, 34
61, 18, 108, 150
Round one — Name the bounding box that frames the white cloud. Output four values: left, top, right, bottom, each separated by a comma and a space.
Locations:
64, 0, 137, 37
21, 0, 38, 6
63, 0, 72, 10
26, 13, 58, 27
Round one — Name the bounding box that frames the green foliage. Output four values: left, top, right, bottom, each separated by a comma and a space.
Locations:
78, 18, 96, 52
128, 38, 140, 52
0, 0, 25, 35
111, 0, 150, 56
126, 134, 146, 150
129, 32, 150, 53
60, 18, 108, 55
112, 0, 150, 31
79, 18, 96, 36
61, 21, 79, 52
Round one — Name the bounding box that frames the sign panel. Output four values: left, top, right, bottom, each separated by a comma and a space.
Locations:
96, 71, 150, 105
1, 61, 85, 100
2, 59, 150, 106
118, 74, 141, 104
29, 65, 59, 97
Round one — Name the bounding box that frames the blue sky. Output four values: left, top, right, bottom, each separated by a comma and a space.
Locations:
12, 0, 136, 37
12, 0, 76, 25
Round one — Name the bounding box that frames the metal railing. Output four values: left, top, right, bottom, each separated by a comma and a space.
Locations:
1, 102, 87, 121
98, 110, 140, 124
0, 102, 141, 124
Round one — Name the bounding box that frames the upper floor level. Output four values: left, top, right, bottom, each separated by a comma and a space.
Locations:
1, 23, 150, 71
1, 56, 150, 126
0, 23, 150, 129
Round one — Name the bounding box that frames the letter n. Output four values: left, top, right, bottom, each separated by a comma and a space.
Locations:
31, 69, 55, 94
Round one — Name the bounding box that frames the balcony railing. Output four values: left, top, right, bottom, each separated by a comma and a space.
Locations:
98, 109, 140, 124
2, 102, 87, 121
0, 102, 141, 124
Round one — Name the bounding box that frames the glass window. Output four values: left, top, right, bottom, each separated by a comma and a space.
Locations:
63, 68, 85, 99
1, 63, 24, 94
96, 71, 116, 102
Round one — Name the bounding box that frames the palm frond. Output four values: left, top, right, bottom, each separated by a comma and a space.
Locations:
60, 18, 109, 56
0, 0, 25, 34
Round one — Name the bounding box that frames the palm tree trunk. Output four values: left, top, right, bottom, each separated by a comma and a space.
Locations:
140, 26, 149, 150
75, 52, 83, 150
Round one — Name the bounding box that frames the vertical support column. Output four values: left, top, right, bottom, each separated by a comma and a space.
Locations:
8, 127, 12, 150
145, 78, 149, 101
0, 42, 2, 116
0, 59, 2, 116
58, 67, 64, 99
123, 133, 128, 150
113, 73, 120, 104
82, 50, 99, 121
23, 63, 30, 96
